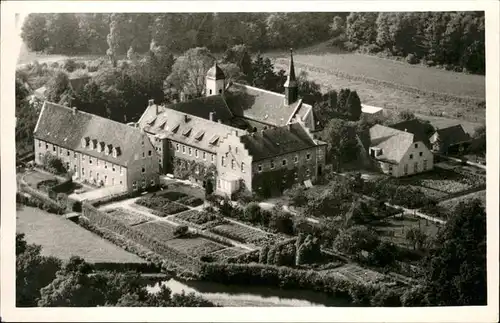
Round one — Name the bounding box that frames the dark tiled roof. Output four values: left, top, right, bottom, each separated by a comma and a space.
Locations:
206, 63, 225, 80
225, 83, 305, 127
390, 119, 431, 147
240, 123, 320, 161
34, 102, 148, 166
435, 124, 471, 145
163, 95, 233, 124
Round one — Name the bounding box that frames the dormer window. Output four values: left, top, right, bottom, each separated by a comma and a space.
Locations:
113, 147, 120, 158
81, 137, 90, 148
105, 144, 112, 155
91, 139, 98, 150
98, 142, 105, 152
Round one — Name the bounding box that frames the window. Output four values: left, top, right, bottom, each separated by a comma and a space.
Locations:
142, 179, 146, 188
404, 164, 408, 175
282, 159, 287, 166
176, 144, 180, 152
38, 153, 42, 160
209, 89, 212, 95
73, 165, 77, 173
203, 152, 206, 160
142, 167, 145, 173
235, 147, 238, 154
423, 159, 428, 170
182, 145, 186, 154
415, 143, 418, 148
89, 158, 93, 165
221, 156, 226, 167
258, 165, 262, 172
151, 179, 155, 186
96, 159, 99, 166
294, 155, 298, 163
189, 147, 192, 156
217, 180, 221, 188
97, 173, 100, 180
306, 153, 311, 160
219, 89, 222, 94
211, 154, 215, 163
53, 146, 56, 152
81, 168, 85, 176
409, 154, 413, 159
74, 152, 77, 158
104, 175, 108, 184
82, 155, 85, 161
104, 162, 107, 169
270, 160, 275, 169
158, 147, 162, 152
231, 159, 235, 170
158, 159, 162, 164
60, 147, 64, 154
241, 162, 245, 173
112, 165, 116, 172
90, 170, 92, 177
141, 140, 144, 146
148, 150, 152, 156
195, 165, 200, 174
67, 151, 70, 156
132, 181, 137, 190
195, 149, 198, 158
142, 152, 145, 158
120, 180, 122, 185
414, 162, 418, 173
419, 152, 423, 157
112, 178, 115, 185
38, 141, 41, 148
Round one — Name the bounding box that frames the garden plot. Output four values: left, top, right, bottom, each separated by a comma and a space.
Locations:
106, 208, 151, 226
165, 237, 226, 257
173, 209, 222, 229
208, 247, 250, 262
210, 223, 270, 244
438, 190, 486, 210
328, 264, 388, 284
135, 195, 189, 216
134, 221, 177, 241
374, 214, 441, 248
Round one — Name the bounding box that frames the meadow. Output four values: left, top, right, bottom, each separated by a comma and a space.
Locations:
16, 206, 146, 264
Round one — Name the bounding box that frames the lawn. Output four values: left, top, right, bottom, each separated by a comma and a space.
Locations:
210, 223, 269, 244
165, 237, 226, 257
16, 206, 145, 264
270, 50, 485, 124
22, 170, 59, 189
438, 190, 486, 211
373, 214, 442, 248
106, 208, 151, 226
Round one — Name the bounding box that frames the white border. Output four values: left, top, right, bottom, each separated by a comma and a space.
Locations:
1, 1, 499, 322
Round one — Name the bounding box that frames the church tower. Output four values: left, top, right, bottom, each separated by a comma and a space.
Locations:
284, 48, 298, 105
206, 62, 226, 97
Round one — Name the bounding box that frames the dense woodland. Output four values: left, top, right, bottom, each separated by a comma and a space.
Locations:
22, 12, 485, 74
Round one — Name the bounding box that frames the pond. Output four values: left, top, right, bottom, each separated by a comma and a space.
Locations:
148, 278, 351, 307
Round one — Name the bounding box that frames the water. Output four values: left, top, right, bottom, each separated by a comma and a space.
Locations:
148, 278, 350, 307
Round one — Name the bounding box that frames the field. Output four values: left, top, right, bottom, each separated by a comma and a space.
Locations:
210, 223, 269, 244
164, 237, 226, 257
134, 221, 178, 241
438, 190, 486, 211
269, 46, 485, 126
106, 208, 151, 226
16, 206, 145, 264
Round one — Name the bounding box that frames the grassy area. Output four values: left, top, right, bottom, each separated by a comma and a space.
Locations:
164, 237, 226, 257
210, 223, 269, 244
438, 190, 486, 210
269, 45, 485, 125
17, 206, 146, 264
22, 170, 59, 189
106, 208, 151, 226
209, 247, 249, 262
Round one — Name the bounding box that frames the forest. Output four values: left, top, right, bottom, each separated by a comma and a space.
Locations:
21, 12, 485, 74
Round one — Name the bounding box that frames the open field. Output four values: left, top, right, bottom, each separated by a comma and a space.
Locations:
210, 223, 269, 244
17, 206, 146, 264
106, 208, 151, 226
438, 190, 486, 210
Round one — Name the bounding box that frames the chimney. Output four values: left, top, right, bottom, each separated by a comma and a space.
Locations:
209, 111, 216, 122
184, 114, 189, 123
261, 129, 265, 136
287, 123, 292, 131
232, 130, 238, 136
148, 99, 154, 106
404, 128, 407, 132
218, 119, 222, 124
72, 107, 77, 115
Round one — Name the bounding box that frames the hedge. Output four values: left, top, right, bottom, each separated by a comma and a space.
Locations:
199, 262, 392, 306
18, 185, 67, 214
82, 203, 202, 273
91, 190, 142, 207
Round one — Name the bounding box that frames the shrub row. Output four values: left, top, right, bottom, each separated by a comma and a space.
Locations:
226, 249, 260, 264
91, 190, 143, 207
82, 203, 201, 273
199, 262, 396, 306
18, 185, 67, 214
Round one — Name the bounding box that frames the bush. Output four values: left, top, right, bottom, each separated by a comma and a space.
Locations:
40, 152, 67, 175
406, 53, 419, 65
63, 59, 78, 72
174, 225, 189, 237
244, 202, 261, 223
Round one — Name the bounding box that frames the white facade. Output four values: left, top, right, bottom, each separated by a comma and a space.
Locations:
206, 77, 225, 97
375, 141, 434, 177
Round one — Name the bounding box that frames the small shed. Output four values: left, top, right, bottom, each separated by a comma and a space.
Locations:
361, 104, 384, 120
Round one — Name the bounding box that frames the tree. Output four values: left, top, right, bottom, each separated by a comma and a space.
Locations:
284, 185, 308, 208
21, 14, 49, 52
16, 234, 62, 307
333, 225, 380, 258
244, 202, 262, 223
330, 16, 345, 38
303, 178, 354, 218
251, 53, 286, 93
368, 241, 397, 268
297, 71, 322, 105
174, 225, 189, 237
406, 227, 428, 250
323, 118, 359, 168
269, 206, 294, 235
46, 14, 80, 53
222, 44, 254, 81
423, 199, 486, 306
41, 152, 67, 174
165, 47, 214, 98
45, 71, 71, 104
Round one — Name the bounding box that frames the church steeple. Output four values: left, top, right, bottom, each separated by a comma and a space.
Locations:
284, 48, 298, 105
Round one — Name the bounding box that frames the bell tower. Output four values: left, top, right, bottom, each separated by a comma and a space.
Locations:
284, 48, 298, 105
206, 62, 226, 97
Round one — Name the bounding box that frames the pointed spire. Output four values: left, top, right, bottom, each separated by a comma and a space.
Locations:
284, 48, 297, 88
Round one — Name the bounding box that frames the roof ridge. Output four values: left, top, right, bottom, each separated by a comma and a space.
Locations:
161, 106, 243, 133
233, 82, 285, 99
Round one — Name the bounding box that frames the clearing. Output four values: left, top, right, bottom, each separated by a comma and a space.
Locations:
16, 206, 145, 264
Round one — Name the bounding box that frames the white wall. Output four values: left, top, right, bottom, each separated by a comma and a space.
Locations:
394, 141, 434, 177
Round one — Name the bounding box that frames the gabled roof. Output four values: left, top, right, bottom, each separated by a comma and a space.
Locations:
140, 107, 245, 153
163, 95, 233, 124
225, 83, 308, 127
434, 124, 471, 145
390, 119, 431, 147
34, 102, 148, 167
240, 123, 323, 161
368, 124, 418, 164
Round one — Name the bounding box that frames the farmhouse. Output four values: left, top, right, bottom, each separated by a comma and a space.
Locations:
138, 50, 327, 196
429, 124, 471, 155
33, 102, 160, 192
367, 123, 434, 177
